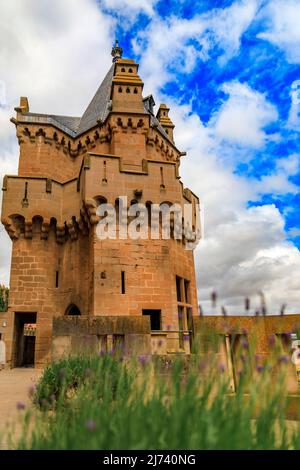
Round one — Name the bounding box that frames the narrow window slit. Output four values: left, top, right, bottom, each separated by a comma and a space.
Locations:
55, 271, 59, 288
121, 271, 125, 294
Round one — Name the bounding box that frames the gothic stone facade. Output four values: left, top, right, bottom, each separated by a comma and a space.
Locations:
1, 50, 199, 367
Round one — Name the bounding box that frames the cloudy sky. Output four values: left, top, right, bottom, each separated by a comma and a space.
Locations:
0, 0, 299, 314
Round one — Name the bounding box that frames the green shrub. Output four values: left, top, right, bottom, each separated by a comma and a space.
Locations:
15, 348, 300, 450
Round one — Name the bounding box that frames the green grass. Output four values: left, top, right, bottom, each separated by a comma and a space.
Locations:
13, 345, 300, 450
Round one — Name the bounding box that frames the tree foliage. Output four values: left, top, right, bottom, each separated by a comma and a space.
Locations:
0, 285, 9, 312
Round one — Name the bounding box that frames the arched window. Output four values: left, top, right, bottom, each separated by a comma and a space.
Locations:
118, 87, 122, 93
126, 87, 130, 94
134, 88, 138, 94
121, 67, 125, 72
128, 68, 133, 73
65, 304, 81, 316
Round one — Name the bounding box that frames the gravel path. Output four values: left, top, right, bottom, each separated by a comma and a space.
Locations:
0, 368, 42, 449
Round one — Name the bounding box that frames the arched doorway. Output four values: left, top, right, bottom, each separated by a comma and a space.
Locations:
65, 304, 81, 316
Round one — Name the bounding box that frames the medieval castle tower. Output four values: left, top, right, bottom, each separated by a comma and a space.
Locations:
1, 42, 199, 367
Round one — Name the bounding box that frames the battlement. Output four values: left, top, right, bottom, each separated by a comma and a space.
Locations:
1, 45, 200, 368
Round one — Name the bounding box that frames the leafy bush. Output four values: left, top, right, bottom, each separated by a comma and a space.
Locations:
16, 346, 300, 450
0, 285, 9, 312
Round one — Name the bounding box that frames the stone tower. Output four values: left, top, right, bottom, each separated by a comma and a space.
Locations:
1, 43, 200, 367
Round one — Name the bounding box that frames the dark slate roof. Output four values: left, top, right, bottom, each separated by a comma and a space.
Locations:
143, 96, 173, 144
18, 63, 176, 147
20, 112, 81, 137
54, 115, 81, 133
76, 64, 115, 136
149, 113, 173, 143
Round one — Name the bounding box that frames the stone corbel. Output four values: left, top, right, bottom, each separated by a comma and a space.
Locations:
24, 220, 33, 239
85, 199, 100, 225
67, 218, 78, 241
41, 219, 50, 240
56, 225, 65, 244
1, 217, 19, 240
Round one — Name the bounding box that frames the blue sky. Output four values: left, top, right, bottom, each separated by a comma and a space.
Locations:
0, 0, 299, 313
103, 0, 300, 248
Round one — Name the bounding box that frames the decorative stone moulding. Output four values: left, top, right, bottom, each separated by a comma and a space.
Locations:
24, 220, 33, 239
1, 217, 18, 240
14, 121, 111, 159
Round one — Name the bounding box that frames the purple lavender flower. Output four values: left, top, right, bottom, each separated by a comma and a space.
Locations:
183, 334, 189, 342
16, 401, 26, 411
268, 335, 275, 348
221, 306, 227, 317
242, 340, 249, 350
280, 303, 287, 316
211, 291, 217, 308
278, 355, 289, 364
138, 355, 148, 366
218, 363, 225, 373
256, 365, 264, 373
86, 419, 96, 431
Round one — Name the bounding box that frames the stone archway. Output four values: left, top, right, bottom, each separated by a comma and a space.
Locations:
65, 304, 81, 316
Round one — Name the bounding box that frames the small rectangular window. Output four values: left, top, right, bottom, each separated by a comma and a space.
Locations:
184, 280, 190, 303
176, 276, 182, 301
55, 271, 59, 288
121, 271, 125, 294
142, 310, 161, 331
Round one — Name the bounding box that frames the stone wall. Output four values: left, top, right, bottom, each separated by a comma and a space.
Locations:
194, 315, 300, 394
52, 315, 151, 360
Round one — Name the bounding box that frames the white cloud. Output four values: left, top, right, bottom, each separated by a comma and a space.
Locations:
0, 149, 18, 286
287, 80, 300, 130
163, 99, 300, 314
258, 0, 300, 64
0, 0, 299, 316
255, 154, 300, 196
212, 81, 278, 147
0, 0, 114, 115
102, 0, 158, 18
0, 0, 115, 285
134, 0, 259, 95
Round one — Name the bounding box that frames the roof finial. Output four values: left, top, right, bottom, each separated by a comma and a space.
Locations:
111, 39, 123, 62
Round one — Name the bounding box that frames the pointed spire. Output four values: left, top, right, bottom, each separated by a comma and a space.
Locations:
111, 39, 123, 62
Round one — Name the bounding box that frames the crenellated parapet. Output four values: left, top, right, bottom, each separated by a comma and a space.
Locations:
12, 120, 111, 159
